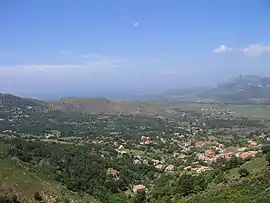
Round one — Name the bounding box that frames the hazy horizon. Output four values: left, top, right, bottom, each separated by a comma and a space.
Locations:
1, 0, 270, 99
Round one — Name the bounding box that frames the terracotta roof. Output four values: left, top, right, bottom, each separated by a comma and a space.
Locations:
134, 184, 146, 190
107, 168, 119, 176
205, 150, 214, 155
166, 165, 174, 170
155, 164, 163, 169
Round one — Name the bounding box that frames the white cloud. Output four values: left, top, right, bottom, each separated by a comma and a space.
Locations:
243, 44, 270, 56
214, 43, 270, 57
213, 45, 233, 53
0, 57, 124, 79
0, 53, 126, 97
133, 21, 140, 27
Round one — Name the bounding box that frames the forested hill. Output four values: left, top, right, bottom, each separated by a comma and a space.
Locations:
0, 93, 170, 137
0, 93, 168, 115
0, 93, 48, 111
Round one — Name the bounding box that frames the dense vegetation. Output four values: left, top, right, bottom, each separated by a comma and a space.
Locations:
2, 138, 269, 203
6, 139, 154, 202
1, 92, 270, 202
188, 167, 270, 203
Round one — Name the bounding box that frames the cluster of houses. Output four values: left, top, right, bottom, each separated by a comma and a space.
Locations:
115, 134, 264, 176
106, 137, 264, 194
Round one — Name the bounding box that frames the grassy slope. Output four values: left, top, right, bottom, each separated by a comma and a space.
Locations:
187, 157, 270, 203
0, 144, 99, 203
225, 157, 268, 179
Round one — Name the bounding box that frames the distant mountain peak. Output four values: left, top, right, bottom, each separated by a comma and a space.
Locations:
164, 74, 270, 104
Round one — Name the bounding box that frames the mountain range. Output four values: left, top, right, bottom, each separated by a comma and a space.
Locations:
163, 75, 270, 104
1, 74, 270, 115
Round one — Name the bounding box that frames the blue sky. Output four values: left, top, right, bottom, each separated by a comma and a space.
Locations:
1, 0, 270, 98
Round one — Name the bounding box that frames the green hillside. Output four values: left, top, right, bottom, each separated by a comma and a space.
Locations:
0, 159, 99, 203
0, 143, 99, 203
187, 158, 270, 203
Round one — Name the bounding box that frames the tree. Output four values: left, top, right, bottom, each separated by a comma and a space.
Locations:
215, 157, 227, 170
133, 190, 147, 203
238, 168, 249, 178
11, 194, 19, 203
34, 192, 43, 201
64, 198, 70, 203
262, 145, 270, 154
214, 172, 225, 184
266, 151, 270, 165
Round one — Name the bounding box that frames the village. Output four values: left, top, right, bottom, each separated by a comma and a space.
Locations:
1, 98, 270, 201
92, 127, 267, 195
6, 105, 266, 179
107, 134, 263, 175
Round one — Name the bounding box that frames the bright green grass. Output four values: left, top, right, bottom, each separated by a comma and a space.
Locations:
225, 146, 238, 152
0, 158, 99, 202
0, 143, 8, 153
187, 157, 270, 203
225, 157, 268, 179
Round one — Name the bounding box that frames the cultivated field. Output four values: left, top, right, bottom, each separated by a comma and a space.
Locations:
172, 103, 270, 119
